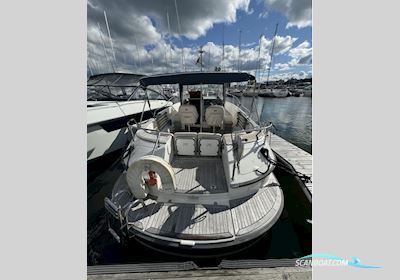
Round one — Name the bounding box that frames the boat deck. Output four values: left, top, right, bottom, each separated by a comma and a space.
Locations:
171, 157, 227, 194
125, 174, 283, 244
269, 133, 312, 202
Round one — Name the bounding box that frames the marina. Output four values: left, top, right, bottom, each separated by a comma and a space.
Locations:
86, 1, 312, 276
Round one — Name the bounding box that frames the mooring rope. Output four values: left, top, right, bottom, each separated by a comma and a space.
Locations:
260, 147, 312, 184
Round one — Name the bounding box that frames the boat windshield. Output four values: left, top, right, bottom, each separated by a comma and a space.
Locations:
128, 86, 168, 101
87, 84, 167, 101
87, 85, 137, 101
87, 73, 168, 102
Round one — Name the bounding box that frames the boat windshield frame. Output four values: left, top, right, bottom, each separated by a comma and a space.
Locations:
87, 73, 169, 102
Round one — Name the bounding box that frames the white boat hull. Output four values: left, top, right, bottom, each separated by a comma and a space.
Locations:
87, 100, 171, 162
272, 89, 289, 98
257, 88, 288, 97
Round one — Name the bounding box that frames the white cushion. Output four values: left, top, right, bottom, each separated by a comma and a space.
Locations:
198, 133, 221, 156
174, 132, 197, 156
178, 104, 198, 126
205, 105, 224, 128
135, 129, 171, 144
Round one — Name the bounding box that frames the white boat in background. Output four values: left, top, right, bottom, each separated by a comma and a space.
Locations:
242, 86, 259, 97
271, 87, 289, 98
87, 73, 172, 163
226, 86, 243, 97
302, 85, 312, 97
105, 72, 283, 255
289, 84, 311, 97
292, 91, 305, 97
243, 83, 289, 98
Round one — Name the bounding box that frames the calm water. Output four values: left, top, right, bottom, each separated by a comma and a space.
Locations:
87, 96, 312, 266
240, 96, 312, 154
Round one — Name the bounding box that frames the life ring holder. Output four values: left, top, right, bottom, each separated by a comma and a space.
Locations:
126, 155, 176, 199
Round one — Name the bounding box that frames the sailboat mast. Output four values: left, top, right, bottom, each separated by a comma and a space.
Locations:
199, 46, 204, 72
237, 29, 242, 72
166, 10, 173, 72
87, 59, 94, 76
221, 24, 225, 71
97, 22, 115, 73
174, 0, 185, 71
266, 23, 278, 86
208, 45, 211, 71
256, 34, 262, 81
133, 33, 141, 70
103, 11, 117, 68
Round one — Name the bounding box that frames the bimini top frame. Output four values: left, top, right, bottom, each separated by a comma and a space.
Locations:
139, 72, 255, 87
139, 71, 256, 108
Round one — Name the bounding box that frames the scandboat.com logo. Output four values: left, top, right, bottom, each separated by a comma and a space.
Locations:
296, 253, 382, 269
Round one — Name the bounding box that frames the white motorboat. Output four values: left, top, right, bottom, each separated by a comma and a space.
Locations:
289, 84, 311, 97
242, 82, 260, 97
226, 87, 243, 97
242, 88, 259, 97
105, 72, 284, 255
302, 85, 312, 97
255, 84, 288, 98
87, 73, 172, 163
240, 84, 285, 98
241, 82, 288, 98
271, 88, 289, 98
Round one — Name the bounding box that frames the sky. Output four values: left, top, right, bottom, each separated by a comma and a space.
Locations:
87, 0, 312, 81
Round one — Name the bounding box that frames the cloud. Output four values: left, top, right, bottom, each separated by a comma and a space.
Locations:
89, 0, 250, 40
242, 42, 257, 47
88, 6, 298, 76
87, 0, 307, 79
87, 0, 252, 74
288, 40, 312, 66
264, 0, 311, 28
261, 70, 311, 82
258, 11, 268, 19
269, 35, 297, 54
274, 63, 291, 71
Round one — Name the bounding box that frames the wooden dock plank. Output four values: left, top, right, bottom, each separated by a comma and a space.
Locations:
270, 133, 312, 201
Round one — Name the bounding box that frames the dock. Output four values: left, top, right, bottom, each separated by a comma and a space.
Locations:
269, 133, 312, 202
88, 260, 311, 279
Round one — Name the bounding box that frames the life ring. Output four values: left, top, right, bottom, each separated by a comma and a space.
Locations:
126, 155, 176, 199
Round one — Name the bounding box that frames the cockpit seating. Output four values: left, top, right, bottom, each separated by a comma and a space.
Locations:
178, 104, 198, 131
205, 105, 225, 132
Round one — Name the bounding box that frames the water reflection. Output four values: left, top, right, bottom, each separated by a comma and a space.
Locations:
239, 96, 312, 154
